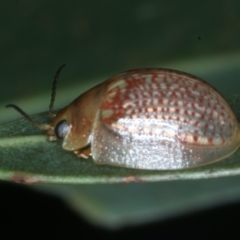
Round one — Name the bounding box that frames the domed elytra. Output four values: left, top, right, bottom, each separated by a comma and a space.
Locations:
90, 69, 240, 170
7, 67, 240, 170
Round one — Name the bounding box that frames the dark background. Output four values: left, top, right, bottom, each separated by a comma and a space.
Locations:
1, 0, 240, 238
1, 182, 240, 239
1, 0, 240, 108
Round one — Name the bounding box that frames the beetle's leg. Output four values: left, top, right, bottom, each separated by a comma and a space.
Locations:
74, 145, 91, 159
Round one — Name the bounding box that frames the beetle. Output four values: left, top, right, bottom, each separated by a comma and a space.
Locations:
6, 65, 240, 170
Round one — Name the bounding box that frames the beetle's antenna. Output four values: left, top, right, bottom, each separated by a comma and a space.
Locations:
49, 64, 66, 118
5, 104, 49, 130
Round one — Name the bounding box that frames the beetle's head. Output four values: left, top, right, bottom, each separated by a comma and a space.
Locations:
6, 64, 69, 141
6, 64, 92, 151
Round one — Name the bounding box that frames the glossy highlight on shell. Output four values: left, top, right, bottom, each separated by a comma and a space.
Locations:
7, 67, 240, 170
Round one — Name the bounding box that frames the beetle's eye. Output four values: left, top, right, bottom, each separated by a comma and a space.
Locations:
55, 120, 69, 139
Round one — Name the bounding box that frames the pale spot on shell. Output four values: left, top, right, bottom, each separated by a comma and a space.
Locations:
143, 127, 150, 134
197, 137, 209, 144
108, 79, 126, 91
169, 107, 175, 113
163, 99, 168, 105
208, 125, 214, 130
102, 109, 114, 118
213, 137, 223, 145
111, 122, 125, 131
165, 130, 175, 137
153, 99, 158, 105
125, 109, 132, 115
186, 134, 194, 142
178, 100, 184, 106
212, 111, 219, 118
160, 83, 167, 89
195, 112, 201, 118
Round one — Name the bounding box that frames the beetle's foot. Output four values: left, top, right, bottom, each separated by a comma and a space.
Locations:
74, 147, 91, 159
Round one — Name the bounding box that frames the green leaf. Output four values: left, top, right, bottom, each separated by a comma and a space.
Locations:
0, 95, 240, 184
1, 92, 240, 229
34, 177, 240, 228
